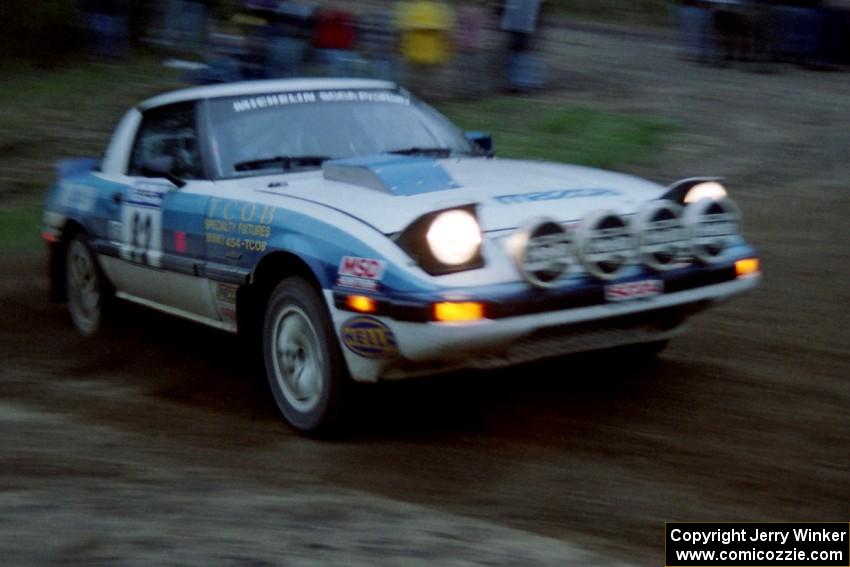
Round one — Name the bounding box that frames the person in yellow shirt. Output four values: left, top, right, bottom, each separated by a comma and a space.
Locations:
395, 0, 456, 66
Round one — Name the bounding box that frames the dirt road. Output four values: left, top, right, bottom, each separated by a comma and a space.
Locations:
2, 27, 849, 566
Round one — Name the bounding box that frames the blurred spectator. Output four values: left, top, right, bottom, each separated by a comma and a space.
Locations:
162, 0, 210, 52
358, 10, 398, 81
395, 1, 455, 97
80, 0, 131, 58
312, 7, 359, 76
821, 0, 850, 64
264, 2, 315, 78
712, 1, 751, 64
676, 0, 716, 62
396, 0, 455, 66
499, 0, 545, 91
747, 0, 778, 68
773, 1, 821, 63
454, 1, 497, 96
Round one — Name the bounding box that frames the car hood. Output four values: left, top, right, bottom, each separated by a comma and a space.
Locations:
250, 157, 667, 234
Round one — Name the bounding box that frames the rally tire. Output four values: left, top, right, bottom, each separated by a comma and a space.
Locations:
65, 233, 112, 337
262, 277, 348, 434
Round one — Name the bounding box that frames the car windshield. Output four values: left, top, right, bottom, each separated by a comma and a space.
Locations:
207, 89, 478, 178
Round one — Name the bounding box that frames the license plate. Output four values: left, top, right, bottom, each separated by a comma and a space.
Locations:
605, 279, 663, 302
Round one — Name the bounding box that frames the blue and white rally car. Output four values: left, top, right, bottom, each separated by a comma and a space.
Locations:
43, 79, 760, 433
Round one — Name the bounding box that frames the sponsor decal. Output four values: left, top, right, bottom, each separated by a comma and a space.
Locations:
337, 256, 386, 291
126, 182, 169, 208
232, 90, 409, 113
494, 188, 622, 205
214, 284, 238, 322
341, 316, 398, 358
204, 199, 276, 253
604, 279, 663, 302
216, 284, 237, 305
120, 181, 170, 267
59, 183, 97, 213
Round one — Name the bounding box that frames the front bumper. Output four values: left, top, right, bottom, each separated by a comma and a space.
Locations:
328, 272, 760, 382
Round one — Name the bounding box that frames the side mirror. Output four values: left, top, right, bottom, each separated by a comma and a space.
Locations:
464, 131, 494, 157
141, 155, 185, 188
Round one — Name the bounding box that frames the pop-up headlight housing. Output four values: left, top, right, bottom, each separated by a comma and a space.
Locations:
396, 206, 484, 275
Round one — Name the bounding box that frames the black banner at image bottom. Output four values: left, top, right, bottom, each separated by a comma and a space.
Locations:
666, 523, 849, 567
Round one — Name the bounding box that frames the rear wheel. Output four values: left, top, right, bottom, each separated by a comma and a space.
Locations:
262, 277, 348, 434
65, 234, 111, 337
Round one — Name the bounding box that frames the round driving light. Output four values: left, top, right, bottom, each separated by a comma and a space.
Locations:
508, 218, 573, 289
633, 200, 689, 271
426, 209, 482, 266
683, 197, 742, 264
577, 211, 634, 280
684, 181, 727, 204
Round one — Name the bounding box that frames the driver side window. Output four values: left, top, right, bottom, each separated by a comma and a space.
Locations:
128, 102, 203, 179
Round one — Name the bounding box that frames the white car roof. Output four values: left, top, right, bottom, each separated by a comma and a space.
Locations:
138, 78, 398, 111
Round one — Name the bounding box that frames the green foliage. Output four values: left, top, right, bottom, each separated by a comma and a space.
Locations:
0, 207, 42, 250
439, 98, 673, 169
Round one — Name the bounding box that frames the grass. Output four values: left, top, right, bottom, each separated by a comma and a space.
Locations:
0, 206, 42, 249
439, 98, 673, 169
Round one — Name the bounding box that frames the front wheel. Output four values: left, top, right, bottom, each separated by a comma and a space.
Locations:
262, 277, 348, 434
65, 234, 111, 337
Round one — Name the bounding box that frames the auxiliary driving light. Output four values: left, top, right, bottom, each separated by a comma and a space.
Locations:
684, 181, 728, 204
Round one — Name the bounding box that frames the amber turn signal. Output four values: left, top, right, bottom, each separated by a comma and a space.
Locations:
432, 302, 485, 322
735, 258, 760, 278
345, 295, 378, 313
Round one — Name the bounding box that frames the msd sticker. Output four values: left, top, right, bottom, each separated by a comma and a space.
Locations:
341, 317, 398, 358
337, 256, 386, 291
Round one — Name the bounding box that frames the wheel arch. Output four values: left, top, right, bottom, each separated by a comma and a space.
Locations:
237, 250, 328, 336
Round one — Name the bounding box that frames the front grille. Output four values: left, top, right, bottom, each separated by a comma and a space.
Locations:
485, 265, 735, 319
472, 307, 693, 369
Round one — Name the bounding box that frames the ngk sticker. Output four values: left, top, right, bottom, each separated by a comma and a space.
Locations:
604, 279, 663, 302
338, 256, 386, 291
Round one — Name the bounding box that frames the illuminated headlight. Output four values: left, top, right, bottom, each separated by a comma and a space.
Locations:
684, 181, 727, 204
396, 206, 484, 274
426, 210, 482, 266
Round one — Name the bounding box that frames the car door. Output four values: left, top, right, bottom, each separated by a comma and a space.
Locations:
109, 101, 220, 320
